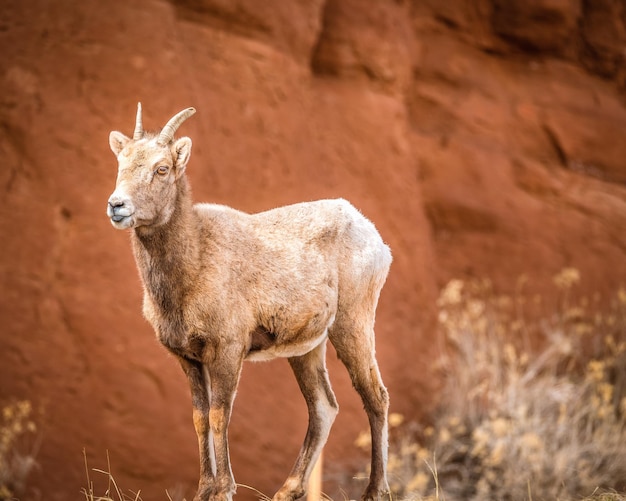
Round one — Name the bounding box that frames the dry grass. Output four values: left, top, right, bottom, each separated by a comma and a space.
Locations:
81, 450, 143, 501
0, 400, 39, 500
582, 494, 626, 501
80, 451, 278, 501
361, 269, 626, 501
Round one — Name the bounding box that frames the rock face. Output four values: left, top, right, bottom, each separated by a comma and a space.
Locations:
0, 0, 625, 499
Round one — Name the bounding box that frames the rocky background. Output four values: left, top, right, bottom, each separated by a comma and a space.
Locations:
1, 0, 625, 499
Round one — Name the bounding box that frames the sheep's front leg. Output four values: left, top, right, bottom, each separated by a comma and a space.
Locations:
273, 341, 339, 501
176, 356, 215, 501
205, 350, 244, 501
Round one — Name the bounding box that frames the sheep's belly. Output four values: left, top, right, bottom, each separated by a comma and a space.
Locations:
245, 329, 328, 362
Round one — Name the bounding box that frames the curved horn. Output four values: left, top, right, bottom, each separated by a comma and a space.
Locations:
157, 107, 196, 145
133, 102, 144, 140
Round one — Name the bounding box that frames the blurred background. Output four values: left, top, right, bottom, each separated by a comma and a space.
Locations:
0, 0, 625, 500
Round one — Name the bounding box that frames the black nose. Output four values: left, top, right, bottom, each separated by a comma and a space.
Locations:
108, 198, 125, 208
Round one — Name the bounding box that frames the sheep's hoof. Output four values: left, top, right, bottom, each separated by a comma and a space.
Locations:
193, 491, 233, 501
209, 494, 233, 501
272, 485, 305, 501
361, 486, 391, 501
193, 480, 235, 501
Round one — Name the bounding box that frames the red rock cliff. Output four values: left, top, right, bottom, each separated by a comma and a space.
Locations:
1, 0, 625, 499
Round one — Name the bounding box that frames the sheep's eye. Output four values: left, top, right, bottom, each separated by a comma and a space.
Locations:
156, 165, 169, 176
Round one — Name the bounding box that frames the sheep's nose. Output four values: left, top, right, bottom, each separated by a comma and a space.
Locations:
107, 194, 133, 221
108, 195, 126, 208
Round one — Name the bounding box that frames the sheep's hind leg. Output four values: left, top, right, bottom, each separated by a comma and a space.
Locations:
273, 340, 338, 501
329, 319, 390, 501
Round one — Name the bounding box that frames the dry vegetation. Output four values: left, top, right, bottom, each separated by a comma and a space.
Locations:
356, 269, 626, 501
82, 451, 143, 501
0, 400, 38, 500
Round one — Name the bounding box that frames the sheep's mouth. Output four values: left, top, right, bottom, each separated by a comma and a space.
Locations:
109, 213, 134, 229
107, 203, 135, 229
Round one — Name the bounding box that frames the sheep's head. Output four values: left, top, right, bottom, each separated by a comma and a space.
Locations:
107, 103, 195, 230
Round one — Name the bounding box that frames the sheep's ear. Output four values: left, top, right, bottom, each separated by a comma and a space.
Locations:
109, 131, 130, 156
173, 137, 192, 178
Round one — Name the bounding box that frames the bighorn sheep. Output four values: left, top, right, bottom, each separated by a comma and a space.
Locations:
107, 104, 392, 501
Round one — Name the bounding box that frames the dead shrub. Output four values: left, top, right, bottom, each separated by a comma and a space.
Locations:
358, 270, 626, 500
0, 400, 38, 500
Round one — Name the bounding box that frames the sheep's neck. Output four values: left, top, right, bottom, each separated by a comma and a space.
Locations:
131, 177, 200, 314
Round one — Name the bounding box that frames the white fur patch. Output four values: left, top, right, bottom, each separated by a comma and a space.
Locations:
245, 330, 329, 362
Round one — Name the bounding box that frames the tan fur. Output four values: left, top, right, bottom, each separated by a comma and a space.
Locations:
107, 106, 392, 501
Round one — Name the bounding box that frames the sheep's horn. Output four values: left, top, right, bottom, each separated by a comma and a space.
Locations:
158, 107, 196, 145
133, 102, 144, 140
